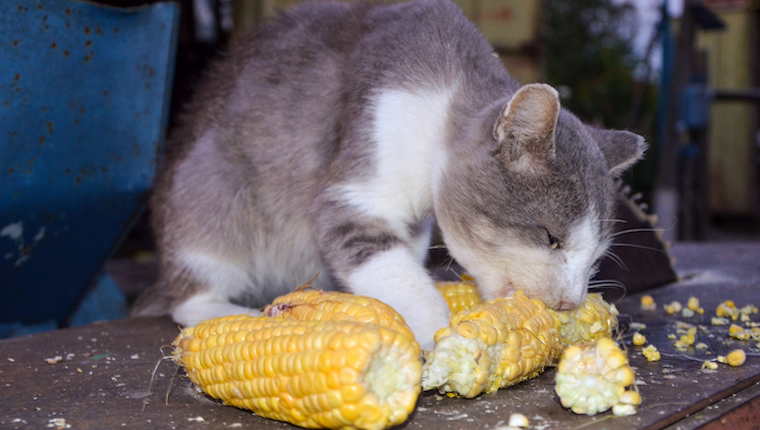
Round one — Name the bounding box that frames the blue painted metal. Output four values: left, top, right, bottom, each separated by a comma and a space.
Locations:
680, 83, 712, 129
0, 0, 178, 325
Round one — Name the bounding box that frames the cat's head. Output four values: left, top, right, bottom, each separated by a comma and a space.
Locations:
436, 83, 646, 310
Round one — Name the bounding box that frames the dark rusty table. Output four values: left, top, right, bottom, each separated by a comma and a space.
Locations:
2, 242, 760, 429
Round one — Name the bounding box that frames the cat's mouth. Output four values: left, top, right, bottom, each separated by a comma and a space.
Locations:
497, 283, 517, 299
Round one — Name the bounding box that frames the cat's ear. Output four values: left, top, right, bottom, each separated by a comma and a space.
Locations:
492, 84, 560, 173
587, 126, 647, 176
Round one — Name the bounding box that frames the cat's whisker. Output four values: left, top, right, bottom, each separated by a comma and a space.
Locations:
610, 242, 665, 253
611, 227, 665, 238
587, 279, 627, 298
602, 250, 629, 271
600, 218, 627, 224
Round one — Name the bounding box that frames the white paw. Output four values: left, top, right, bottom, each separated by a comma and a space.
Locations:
172, 293, 259, 326
396, 299, 451, 351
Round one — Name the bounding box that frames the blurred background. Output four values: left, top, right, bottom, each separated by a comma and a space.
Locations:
2, 0, 758, 335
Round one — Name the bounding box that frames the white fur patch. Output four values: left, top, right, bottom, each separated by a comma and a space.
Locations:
559, 214, 606, 307
347, 247, 450, 350
179, 250, 253, 297
173, 293, 260, 327
334, 85, 457, 238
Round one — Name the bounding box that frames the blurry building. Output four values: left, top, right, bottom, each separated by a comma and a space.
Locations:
698, 0, 759, 217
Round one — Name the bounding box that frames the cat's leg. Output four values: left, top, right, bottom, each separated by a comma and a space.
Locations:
166, 251, 261, 327
314, 212, 450, 350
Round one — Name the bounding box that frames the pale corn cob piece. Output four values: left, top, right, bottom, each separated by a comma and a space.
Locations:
264, 289, 418, 354
435, 281, 482, 315
422, 291, 563, 397
555, 338, 639, 416
174, 315, 421, 430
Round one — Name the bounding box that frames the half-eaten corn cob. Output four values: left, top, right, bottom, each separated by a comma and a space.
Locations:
555, 338, 639, 416
423, 282, 618, 398
422, 291, 564, 397
173, 315, 421, 430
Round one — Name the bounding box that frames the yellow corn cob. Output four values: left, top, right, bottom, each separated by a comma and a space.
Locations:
434, 281, 617, 345
422, 291, 563, 397
435, 281, 482, 315
264, 289, 418, 353
173, 315, 421, 430
424, 282, 618, 398
555, 338, 639, 416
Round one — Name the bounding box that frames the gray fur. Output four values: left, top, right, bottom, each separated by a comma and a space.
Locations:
132, 0, 646, 344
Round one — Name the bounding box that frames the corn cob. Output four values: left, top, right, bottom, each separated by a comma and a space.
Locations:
555, 338, 639, 416
434, 281, 618, 345
264, 289, 418, 354
173, 315, 421, 430
422, 291, 564, 397
435, 281, 482, 315
424, 282, 618, 398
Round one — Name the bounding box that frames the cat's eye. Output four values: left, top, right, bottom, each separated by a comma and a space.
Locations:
547, 231, 561, 250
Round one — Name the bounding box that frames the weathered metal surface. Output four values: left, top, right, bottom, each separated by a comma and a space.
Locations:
0, 0, 178, 325
1, 243, 760, 429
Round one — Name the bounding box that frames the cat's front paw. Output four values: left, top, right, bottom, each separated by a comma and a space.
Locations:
402, 305, 451, 351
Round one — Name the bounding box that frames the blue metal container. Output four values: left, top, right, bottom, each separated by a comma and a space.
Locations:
0, 0, 178, 327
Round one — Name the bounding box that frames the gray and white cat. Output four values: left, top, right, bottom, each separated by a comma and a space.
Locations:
132, 0, 646, 350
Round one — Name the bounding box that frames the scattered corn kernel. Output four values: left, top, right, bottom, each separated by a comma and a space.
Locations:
629, 322, 647, 331
642, 345, 660, 361
667, 334, 676, 340
682, 308, 695, 318
612, 390, 642, 417
717, 301, 739, 320
555, 338, 638, 416
695, 342, 708, 350
687, 297, 699, 311
508, 413, 529, 428
679, 334, 695, 346
632, 332, 646, 346
727, 349, 746, 367
729, 324, 751, 341
712, 317, 730, 326
640, 295, 656, 311
665, 301, 682, 314
702, 361, 718, 370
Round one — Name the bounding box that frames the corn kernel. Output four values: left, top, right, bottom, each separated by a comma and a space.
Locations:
665, 301, 682, 314
712, 317, 730, 326
640, 295, 656, 311
642, 345, 660, 361
680, 334, 695, 346
687, 297, 700, 311
727, 349, 746, 367
508, 413, 529, 428
632, 332, 646, 346
702, 361, 718, 370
